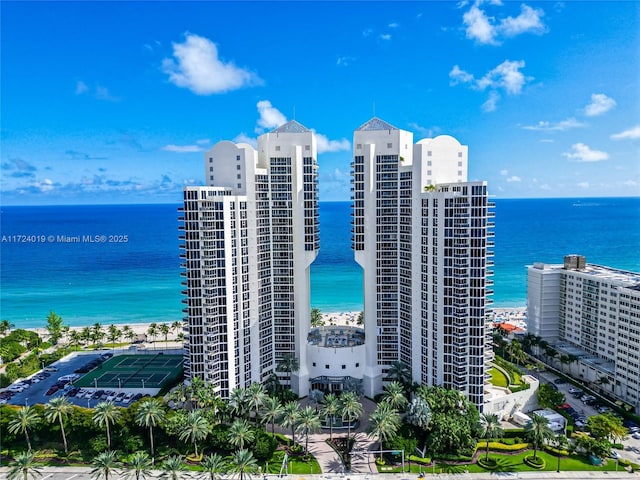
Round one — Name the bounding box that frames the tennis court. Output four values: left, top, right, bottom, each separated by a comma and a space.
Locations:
74, 354, 183, 390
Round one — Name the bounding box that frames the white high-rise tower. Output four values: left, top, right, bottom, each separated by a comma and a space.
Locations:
352, 117, 494, 408
180, 121, 319, 398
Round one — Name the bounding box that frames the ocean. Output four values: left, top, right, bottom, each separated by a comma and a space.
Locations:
1, 198, 639, 329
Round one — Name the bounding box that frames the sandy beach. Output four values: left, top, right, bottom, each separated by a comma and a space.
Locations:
25, 306, 527, 341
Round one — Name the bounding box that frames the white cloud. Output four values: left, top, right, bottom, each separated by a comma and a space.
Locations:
451, 60, 530, 94
563, 143, 609, 162
500, 169, 509, 176
584, 93, 616, 117
451, 60, 530, 111
315, 133, 351, 153
388, 22, 399, 28
463, 4, 498, 45
610, 125, 640, 140
255, 100, 287, 133
522, 117, 587, 131
408, 122, 440, 138
362, 28, 373, 37
577, 181, 590, 189
380, 33, 392, 41
95, 86, 120, 102
506, 175, 521, 182
196, 139, 210, 145
482, 91, 500, 112
622, 180, 638, 187
500, 4, 545, 37
477, 60, 529, 94
462, 1, 546, 45
161, 144, 202, 153
75, 81, 89, 95
162, 33, 262, 95
336, 56, 355, 67
540, 183, 551, 190
449, 65, 475, 85
233, 133, 257, 148
540, 139, 554, 143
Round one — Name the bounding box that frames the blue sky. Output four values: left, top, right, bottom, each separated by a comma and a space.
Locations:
1, 1, 638, 205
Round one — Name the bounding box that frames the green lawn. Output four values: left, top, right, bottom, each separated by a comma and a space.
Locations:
489, 368, 509, 388
379, 451, 635, 474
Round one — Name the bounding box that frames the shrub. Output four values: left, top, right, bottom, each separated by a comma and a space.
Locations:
477, 457, 498, 470
524, 455, 545, 469
253, 431, 277, 461
408, 455, 431, 465
544, 445, 569, 456
476, 441, 529, 452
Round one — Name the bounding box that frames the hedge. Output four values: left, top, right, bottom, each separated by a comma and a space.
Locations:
408, 455, 431, 465
476, 441, 529, 452
544, 445, 570, 456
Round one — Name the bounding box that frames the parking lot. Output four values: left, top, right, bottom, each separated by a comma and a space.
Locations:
1, 350, 151, 408
538, 370, 640, 465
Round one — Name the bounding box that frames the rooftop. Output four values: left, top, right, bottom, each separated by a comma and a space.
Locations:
308, 325, 365, 348
271, 120, 311, 134
356, 117, 398, 132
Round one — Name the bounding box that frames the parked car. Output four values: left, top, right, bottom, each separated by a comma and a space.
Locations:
92, 390, 105, 400
46, 386, 60, 396
609, 450, 621, 459
554, 378, 567, 384
115, 392, 126, 402
569, 387, 582, 394
548, 383, 559, 391
632, 432, 640, 440
44, 366, 59, 372
122, 392, 135, 404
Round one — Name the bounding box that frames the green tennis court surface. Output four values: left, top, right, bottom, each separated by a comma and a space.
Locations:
74, 354, 183, 389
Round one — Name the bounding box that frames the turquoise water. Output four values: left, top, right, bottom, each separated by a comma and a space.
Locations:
1, 198, 639, 328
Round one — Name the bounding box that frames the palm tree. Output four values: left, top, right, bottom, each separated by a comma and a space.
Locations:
91, 322, 105, 344
228, 387, 249, 419
171, 320, 183, 339
69, 330, 82, 348
320, 393, 340, 441
93, 401, 121, 449
246, 383, 267, 423
147, 323, 158, 344
261, 396, 283, 434
201, 453, 226, 480
229, 449, 258, 480
566, 354, 578, 376
178, 410, 209, 457
160, 456, 186, 480
296, 406, 322, 454
135, 398, 166, 457
310, 308, 323, 327
159, 323, 170, 343
386, 361, 412, 390
280, 401, 300, 444
107, 324, 121, 345
8, 405, 41, 452
127, 452, 152, 480
91, 451, 120, 480
526, 413, 555, 460
382, 381, 408, 411
559, 354, 571, 374
545, 346, 558, 366
0, 319, 15, 337
123, 326, 136, 344
276, 353, 300, 388
81, 326, 92, 345
228, 419, 255, 450
44, 397, 73, 453
340, 391, 363, 441
7, 451, 41, 480
368, 403, 400, 458
480, 413, 503, 461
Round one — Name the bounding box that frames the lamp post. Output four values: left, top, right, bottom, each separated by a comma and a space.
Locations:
141, 379, 145, 390
118, 377, 122, 392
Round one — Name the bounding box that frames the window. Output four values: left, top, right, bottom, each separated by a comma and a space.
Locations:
387, 143, 392, 148
237, 183, 242, 188
210, 176, 214, 180
237, 174, 241, 179
428, 151, 432, 157
458, 152, 462, 157
209, 167, 213, 172
356, 363, 359, 367
427, 170, 432, 175
305, 145, 310, 151
275, 146, 281, 151
342, 365, 346, 369
458, 170, 462, 176
237, 165, 241, 170
312, 362, 316, 367
325, 364, 329, 369
236, 155, 240, 161
356, 144, 362, 149
458, 161, 462, 167
209, 157, 213, 163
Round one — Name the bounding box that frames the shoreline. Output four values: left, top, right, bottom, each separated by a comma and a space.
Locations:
22, 306, 528, 339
